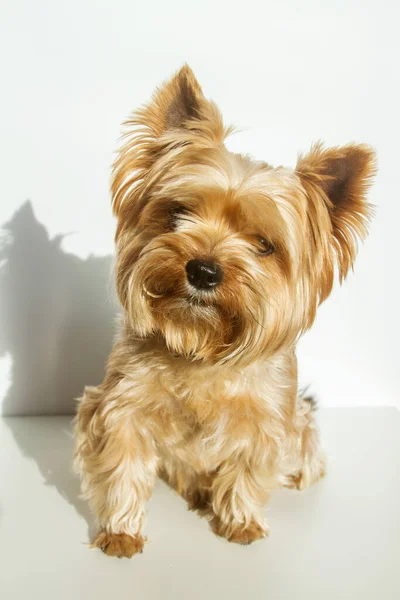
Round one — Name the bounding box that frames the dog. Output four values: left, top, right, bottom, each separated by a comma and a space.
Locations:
74, 65, 376, 558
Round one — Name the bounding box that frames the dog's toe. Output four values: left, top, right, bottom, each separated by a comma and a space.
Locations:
210, 517, 269, 545
91, 531, 145, 558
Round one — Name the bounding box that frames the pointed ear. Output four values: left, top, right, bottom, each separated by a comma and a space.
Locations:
158, 64, 204, 131
140, 64, 221, 137
112, 65, 227, 219
297, 142, 377, 279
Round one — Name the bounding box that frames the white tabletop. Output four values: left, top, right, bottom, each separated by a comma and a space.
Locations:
0, 408, 399, 600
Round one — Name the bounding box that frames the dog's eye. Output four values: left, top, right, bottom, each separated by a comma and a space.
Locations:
168, 205, 188, 229
256, 237, 275, 256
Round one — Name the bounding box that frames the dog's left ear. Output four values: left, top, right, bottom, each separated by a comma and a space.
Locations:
297, 143, 377, 280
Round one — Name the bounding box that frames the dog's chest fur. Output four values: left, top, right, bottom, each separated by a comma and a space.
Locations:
120, 340, 298, 472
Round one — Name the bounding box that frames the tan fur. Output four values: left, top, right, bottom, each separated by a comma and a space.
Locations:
91, 531, 145, 558
74, 65, 376, 555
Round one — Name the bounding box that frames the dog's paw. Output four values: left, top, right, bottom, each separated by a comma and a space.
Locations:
210, 517, 269, 545
285, 456, 327, 491
91, 531, 146, 558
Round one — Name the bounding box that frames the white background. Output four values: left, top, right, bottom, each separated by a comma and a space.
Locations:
0, 0, 398, 414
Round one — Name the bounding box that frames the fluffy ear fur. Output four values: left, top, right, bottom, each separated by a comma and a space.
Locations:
142, 64, 206, 134
111, 65, 228, 221
297, 142, 376, 285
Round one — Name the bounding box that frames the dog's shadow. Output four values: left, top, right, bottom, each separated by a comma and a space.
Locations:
0, 201, 118, 534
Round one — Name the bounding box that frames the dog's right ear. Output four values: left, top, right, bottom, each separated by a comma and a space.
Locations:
112, 65, 227, 218
144, 64, 208, 134
138, 64, 227, 140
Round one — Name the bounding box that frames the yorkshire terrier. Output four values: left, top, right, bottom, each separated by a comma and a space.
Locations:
74, 65, 376, 557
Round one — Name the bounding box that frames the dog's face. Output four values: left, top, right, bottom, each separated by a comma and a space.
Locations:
111, 66, 375, 364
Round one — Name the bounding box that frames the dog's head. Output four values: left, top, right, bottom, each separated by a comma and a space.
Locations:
111, 65, 376, 364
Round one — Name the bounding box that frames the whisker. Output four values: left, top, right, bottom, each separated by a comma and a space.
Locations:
234, 265, 278, 309
246, 306, 268, 332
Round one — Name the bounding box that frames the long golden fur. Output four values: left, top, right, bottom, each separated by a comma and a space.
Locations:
74, 65, 376, 557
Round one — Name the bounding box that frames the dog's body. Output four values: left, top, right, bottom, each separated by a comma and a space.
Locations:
74, 66, 375, 557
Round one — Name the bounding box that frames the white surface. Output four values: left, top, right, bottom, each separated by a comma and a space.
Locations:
0, 408, 399, 599
1, 0, 399, 414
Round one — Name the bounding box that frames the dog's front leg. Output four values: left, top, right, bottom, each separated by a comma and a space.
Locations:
210, 455, 272, 545
74, 385, 158, 558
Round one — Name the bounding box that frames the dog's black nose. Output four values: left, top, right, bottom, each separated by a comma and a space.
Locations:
186, 259, 223, 290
